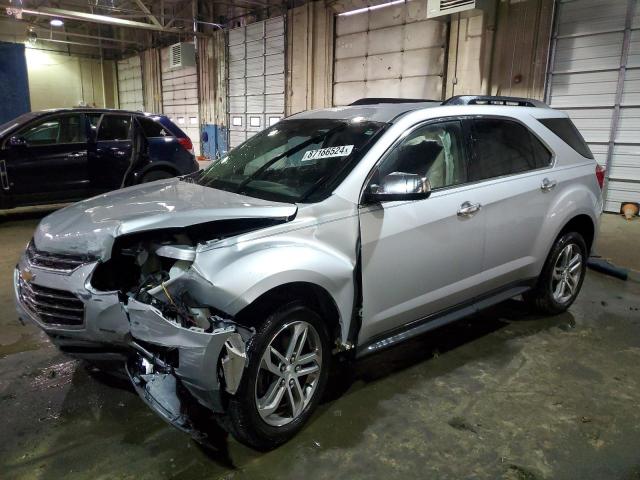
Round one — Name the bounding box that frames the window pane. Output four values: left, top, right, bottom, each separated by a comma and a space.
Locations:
137, 117, 170, 138
87, 113, 102, 129
20, 114, 85, 146
379, 121, 467, 189
98, 115, 131, 141
469, 119, 543, 181
531, 132, 553, 168
539, 117, 593, 159
21, 119, 59, 145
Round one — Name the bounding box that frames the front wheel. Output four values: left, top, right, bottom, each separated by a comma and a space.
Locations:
222, 302, 330, 450
524, 231, 587, 315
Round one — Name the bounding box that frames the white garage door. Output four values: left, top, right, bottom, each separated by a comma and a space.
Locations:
333, 1, 446, 106
546, 0, 640, 212
161, 46, 201, 155
117, 56, 143, 111
228, 17, 286, 149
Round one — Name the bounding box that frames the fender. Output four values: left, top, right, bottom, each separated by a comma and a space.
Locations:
531, 170, 601, 275
184, 217, 360, 342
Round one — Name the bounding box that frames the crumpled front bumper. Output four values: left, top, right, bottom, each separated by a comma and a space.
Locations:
125, 298, 249, 414
13, 255, 130, 360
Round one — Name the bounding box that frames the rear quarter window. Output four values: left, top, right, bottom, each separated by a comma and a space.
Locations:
539, 117, 594, 159
137, 116, 171, 138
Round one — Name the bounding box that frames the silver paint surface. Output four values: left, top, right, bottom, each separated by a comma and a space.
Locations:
16, 102, 602, 412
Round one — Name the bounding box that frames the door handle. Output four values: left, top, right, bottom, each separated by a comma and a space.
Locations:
0, 160, 9, 190
66, 152, 86, 159
457, 201, 481, 217
541, 178, 557, 192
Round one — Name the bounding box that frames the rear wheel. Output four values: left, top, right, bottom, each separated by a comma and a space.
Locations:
524, 231, 587, 315
222, 302, 330, 450
140, 170, 174, 183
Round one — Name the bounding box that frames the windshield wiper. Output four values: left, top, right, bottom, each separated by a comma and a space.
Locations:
234, 123, 347, 195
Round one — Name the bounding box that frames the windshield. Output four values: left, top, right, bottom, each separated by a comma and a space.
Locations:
196, 118, 387, 203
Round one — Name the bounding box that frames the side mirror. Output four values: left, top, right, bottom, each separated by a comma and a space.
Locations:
8, 136, 27, 148
365, 171, 431, 202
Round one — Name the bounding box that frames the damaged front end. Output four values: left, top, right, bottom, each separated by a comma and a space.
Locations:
91, 223, 267, 438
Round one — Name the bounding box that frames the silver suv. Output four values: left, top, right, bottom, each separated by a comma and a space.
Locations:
15, 96, 604, 450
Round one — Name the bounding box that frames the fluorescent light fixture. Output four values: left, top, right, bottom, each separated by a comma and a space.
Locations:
50, 18, 63, 27
338, 0, 406, 16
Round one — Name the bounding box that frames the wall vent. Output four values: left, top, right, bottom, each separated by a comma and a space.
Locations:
169, 42, 196, 69
427, 0, 476, 18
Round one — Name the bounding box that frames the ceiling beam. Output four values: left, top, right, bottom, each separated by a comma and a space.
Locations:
35, 37, 123, 50
132, 0, 162, 27
31, 27, 140, 45
0, 4, 206, 35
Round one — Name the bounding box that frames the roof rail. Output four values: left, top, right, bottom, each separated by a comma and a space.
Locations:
349, 98, 440, 106
442, 95, 548, 108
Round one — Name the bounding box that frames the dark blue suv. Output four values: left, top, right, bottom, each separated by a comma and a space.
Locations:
0, 108, 199, 209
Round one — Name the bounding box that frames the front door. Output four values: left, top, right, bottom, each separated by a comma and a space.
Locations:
90, 114, 134, 193
5, 113, 90, 206
358, 120, 486, 344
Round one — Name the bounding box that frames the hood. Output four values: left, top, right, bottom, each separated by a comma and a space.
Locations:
33, 178, 297, 257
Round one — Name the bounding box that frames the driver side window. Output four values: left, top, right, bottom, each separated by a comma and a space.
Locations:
378, 120, 468, 190
19, 114, 85, 146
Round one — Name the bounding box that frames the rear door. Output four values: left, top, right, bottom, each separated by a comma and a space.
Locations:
5, 113, 90, 205
90, 114, 133, 193
358, 119, 487, 344
466, 117, 554, 290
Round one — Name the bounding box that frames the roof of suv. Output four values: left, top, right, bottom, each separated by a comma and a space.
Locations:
32, 108, 163, 117
290, 102, 441, 123
288, 96, 562, 124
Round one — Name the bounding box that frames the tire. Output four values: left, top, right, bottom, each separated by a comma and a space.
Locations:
524, 231, 588, 315
222, 302, 331, 450
140, 170, 174, 183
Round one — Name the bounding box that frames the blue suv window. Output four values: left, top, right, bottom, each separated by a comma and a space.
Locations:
137, 117, 170, 138
97, 115, 131, 141
20, 114, 85, 146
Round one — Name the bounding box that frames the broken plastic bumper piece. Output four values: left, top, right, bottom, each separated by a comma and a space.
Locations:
125, 298, 248, 413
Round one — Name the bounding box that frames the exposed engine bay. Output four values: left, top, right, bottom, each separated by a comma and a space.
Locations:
87, 219, 291, 440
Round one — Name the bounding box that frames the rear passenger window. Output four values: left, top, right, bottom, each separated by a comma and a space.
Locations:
539, 117, 594, 159
469, 119, 551, 182
97, 115, 131, 141
137, 117, 170, 138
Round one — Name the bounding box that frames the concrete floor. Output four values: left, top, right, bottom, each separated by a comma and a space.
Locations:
1, 210, 639, 480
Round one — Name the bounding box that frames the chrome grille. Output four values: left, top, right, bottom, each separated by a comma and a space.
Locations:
26, 241, 94, 273
18, 276, 84, 327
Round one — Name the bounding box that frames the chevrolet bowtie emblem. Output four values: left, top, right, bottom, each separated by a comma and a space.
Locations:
20, 269, 34, 283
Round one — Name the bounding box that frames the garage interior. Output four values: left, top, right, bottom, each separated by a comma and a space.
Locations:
0, 0, 639, 478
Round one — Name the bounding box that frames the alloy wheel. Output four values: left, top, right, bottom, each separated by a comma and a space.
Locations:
551, 243, 583, 304
254, 320, 323, 427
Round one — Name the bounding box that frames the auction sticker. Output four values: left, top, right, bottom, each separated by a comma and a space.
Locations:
302, 145, 354, 161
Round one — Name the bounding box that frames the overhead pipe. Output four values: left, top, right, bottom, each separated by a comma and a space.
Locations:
0, 4, 211, 36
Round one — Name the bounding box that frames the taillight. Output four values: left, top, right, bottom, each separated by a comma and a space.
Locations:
595, 164, 605, 190
177, 136, 193, 152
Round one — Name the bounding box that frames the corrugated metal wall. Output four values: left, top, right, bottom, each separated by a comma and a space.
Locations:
228, 17, 286, 149
547, 0, 640, 212
333, 0, 447, 105
161, 45, 200, 155
117, 55, 144, 111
